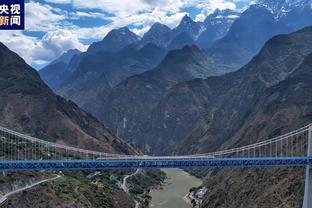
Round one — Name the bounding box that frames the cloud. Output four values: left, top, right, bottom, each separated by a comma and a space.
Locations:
195, 13, 206, 22
25, 1, 65, 31
44, 0, 71, 3
33, 30, 87, 63
2, 0, 252, 67
183, 0, 237, 14
66, 1, 187, 39
0, 31, 37, 64
72, 0, 151, 17
0, 30, 87, 66
70, 11, 107, 19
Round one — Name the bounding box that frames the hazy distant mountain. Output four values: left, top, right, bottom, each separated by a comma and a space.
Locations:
39, 49, 81, 90
258, 0, 312, 30
197, 9, 240, 48
215, 4, 289, 55
50, 49, 81, 65
57, 43, 167, 116
39, 11, 238, 94
216, 0, 312, 54
141, 12, 239, 50
257, 0, 312, 16
88, 27, 140, 53
141, 22, 173, 48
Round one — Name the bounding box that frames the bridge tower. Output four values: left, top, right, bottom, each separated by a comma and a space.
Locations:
303, 124, 312, 208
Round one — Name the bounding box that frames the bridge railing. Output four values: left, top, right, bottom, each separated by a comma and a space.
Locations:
188, 126, 309, 159
0, 125, 310, 161
0, 126, 131, 161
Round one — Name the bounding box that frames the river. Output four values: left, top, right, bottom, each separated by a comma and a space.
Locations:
150, 169, 202, 208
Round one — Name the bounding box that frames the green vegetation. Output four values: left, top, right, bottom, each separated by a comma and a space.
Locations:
47, 171, 116, 207
127, 169, 166, 207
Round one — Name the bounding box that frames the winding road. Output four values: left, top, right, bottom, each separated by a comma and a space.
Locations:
0, 175, 61, 205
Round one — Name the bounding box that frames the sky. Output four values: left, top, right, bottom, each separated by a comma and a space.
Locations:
0, 0, 252, 69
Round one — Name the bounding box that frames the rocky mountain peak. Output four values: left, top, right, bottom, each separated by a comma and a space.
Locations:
175, 14, 203, 40
87, 26, 139, 53
180, 14, 194, 25
208, 8, 240, 19
49, 49, 81, 66
256, 0, 312, 19
149, 22, 170, 31
204, 9, 240, 27
103, 26, 139, 45
141, 22, 172, 47
196, 9, 240, 48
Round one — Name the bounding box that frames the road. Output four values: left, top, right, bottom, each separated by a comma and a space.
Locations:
0, 175, 61, 205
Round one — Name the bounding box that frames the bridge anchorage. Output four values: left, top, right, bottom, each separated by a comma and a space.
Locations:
0, 124, 312, 207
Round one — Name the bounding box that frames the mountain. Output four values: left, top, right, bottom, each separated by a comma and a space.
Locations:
257, 0, 312, 17
0, 41, 140, 207
141, 12, 238, 50
146, 27, 312, 155
101, 45, 238, 148
0, 42, 137, 154
57, 43, 167, 116
201, 39, 312, 208
173, 14, 204, 40
197, 9, 240, 48
141, 22, 173, 48
118, 26, 312, 208
39, 49, 81, 90
215, 4, 289, 55
262, 0, 312, 31
215, 0, 312, 55
87, 27, 140, 53
50, 49, 81, 65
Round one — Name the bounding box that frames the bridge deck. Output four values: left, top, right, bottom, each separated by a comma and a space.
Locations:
1, 157, 311, 171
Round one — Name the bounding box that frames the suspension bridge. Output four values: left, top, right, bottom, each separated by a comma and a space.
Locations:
1, 124, 312, 207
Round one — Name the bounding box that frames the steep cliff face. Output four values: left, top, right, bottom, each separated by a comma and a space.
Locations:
101, 45, 238, 148
201, 52, 312, 208
0, 42, 137, 154
123, 27, 312, 154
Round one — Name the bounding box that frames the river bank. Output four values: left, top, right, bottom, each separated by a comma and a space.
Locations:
119, 169, 141, 208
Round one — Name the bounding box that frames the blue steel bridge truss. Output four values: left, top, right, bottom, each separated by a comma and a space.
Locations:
0, 157, 311, 171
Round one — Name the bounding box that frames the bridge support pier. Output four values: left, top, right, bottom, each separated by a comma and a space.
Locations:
303, 125, 312, 208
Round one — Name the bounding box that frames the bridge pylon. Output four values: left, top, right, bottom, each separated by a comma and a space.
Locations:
303, 124, 312, 208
